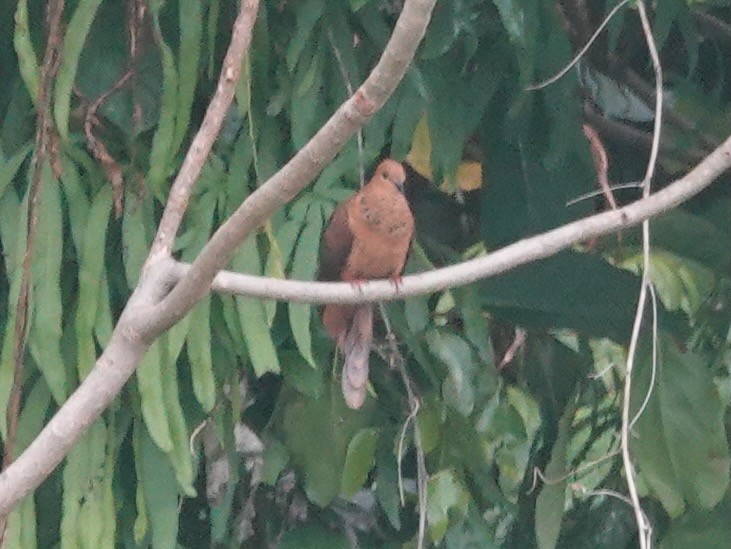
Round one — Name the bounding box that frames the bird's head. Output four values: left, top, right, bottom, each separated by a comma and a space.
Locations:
375, 159, 407, 193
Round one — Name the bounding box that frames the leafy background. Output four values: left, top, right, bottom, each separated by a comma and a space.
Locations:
1, 0, 731, 547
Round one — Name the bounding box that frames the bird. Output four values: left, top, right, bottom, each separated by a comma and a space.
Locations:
318, 159, 415, 409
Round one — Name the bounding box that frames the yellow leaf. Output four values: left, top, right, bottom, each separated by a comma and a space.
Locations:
441, 161, 483, 192
406, 115, 433, 179
407, 115, 483, 191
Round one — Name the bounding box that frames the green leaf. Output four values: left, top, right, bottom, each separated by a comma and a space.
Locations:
281, 349, 324, 399
160, 335, 196, 496
285, 0, 326, 71
340, 427, 379, 497
425, 330, 476, 416
136, 341, 174, 453
621, 209, 731, 272
30, 168, 67, 403
454, 286, 495, 366
282, 381, 372, 506
423, 54, 497, 183
137, 421, 180, 549
416, 398, 441, 455
122, 194, 154, 287
266, 218, 304, 279
170, 0, 203, 158
4, 495, 37, 549
15, 378, 51, 452
290, 50, 325, 149
94, 273, 114, 346
146, 14, 179, 199
0, 142, 31, 201
59, 153, 92, 255
279, 524, 349, 549
660, 493, 731, 549
535, 400, 574, 549
632, 333, 731, 516
0, 186, 21, 278
404, 295, 430, 333
288, 204, 322, 367
13, 0, 40, 103
60, 419, 107, 549
480, 252, 646, 342
54, 0, 104, 138
75, 185, 112, 379
187, 297, 216, 412
427, 469, 470, 544
261, 439, 290, 486
375, 433, 401, 529
232, 237, 280, 376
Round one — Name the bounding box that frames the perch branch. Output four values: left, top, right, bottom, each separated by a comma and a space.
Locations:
143, 0, 439, 336
0, 0, 438, 517
163, 129, 731, 304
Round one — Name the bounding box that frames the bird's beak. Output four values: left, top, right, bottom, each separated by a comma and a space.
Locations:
394, 177, 406, 194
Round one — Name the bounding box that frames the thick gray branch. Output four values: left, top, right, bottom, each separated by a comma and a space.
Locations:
0, 0, 438, 517
142, 0, 438, 336
169, 132, 731, 304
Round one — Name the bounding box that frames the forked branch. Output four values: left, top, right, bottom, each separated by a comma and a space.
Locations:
0, 0, 439, 517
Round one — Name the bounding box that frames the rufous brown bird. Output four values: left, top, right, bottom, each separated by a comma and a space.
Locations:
319, 159, 415, 409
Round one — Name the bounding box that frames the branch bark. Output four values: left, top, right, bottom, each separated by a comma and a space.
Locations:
166, 131, 731, 304
142, 0, 438, 337
149, 0, 259, 260
0, 0, 438, 517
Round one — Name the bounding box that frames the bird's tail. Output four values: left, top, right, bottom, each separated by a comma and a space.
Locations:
322, 304, 354, 342
341, 304, 373, 409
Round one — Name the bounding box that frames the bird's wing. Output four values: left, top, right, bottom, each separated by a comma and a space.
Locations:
318, 198, 354, 282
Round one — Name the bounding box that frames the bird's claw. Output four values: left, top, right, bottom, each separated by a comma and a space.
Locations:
389, 275, 404, 291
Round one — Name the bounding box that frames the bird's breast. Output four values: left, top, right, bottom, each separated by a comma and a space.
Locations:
343, 191, 414, 281
356, 193, 413, 239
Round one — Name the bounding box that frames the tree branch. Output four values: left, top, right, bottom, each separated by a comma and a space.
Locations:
165, 131, 731, 305
149, 0, 260, 259
0, 0, 438, 517
142, 0, 439, 337
1, 0, 65, 541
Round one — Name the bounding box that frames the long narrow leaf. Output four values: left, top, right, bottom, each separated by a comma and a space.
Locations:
54, 0, 104, 138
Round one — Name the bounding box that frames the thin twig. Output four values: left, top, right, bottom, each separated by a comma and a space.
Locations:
582, 124, 618, 209
149, 0, 260, 260
527, 447, 620, 494
622, 69, 717, 152
1, 0, 65, 542
397, 398, 419, 506
572, 485, 639, 509
566, 183, 643, 207
583, 105, 706, 164
83, 69, 134, 216
327, 29, 365, 188
629, 283, 658, 432
3, 0, 65, 474
527, 0, 632, 90
620, 3, 662, 548
376, 304, 427, 549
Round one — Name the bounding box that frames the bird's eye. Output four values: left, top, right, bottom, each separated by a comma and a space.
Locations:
381, 171, 389, 180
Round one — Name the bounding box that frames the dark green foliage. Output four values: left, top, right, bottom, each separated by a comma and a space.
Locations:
1, 0, 731, 547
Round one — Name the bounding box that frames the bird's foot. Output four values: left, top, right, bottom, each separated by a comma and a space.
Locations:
389, 275, 404, 291
349, 279, 366, 292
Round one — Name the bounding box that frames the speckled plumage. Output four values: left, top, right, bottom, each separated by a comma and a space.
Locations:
319, 159, 414, 408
